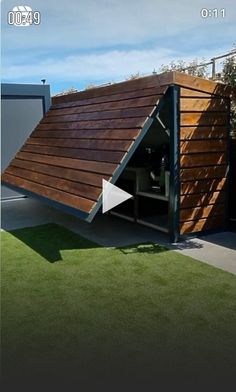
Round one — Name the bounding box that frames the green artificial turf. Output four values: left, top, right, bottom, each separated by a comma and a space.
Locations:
1, 223, 236, 389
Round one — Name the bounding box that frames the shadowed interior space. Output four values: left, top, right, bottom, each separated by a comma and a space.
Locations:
2, 223, 236, 389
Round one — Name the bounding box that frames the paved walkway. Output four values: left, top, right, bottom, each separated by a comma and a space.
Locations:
2, 197, 236, 275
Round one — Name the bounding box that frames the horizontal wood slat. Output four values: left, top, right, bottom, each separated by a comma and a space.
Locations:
2, 173, 94, 213
31, 129, 141, 140
180, 98, 229, 112
22, 144, 124, 163
180, 166, 227, 181
43, 106, 153, 123
11, 158, 109, 187
49, 95, 159, 116
52, 87, 166, 109
180, 126, 228, 140
180, 203, 224, 222
180, 178, 226, 195
180, 215, 224, 235
180, 191, 225, 209
175, 73, 231, 97
15, 152, 117, 175
5, 166, 101, 201
181, 112, 228, 126
180, 140, 227, 154
27, 137, 133, 152
180, 152, 226, 167
180, 88, 217, 98
52, 75, 170, 104
38, 118, 146, 130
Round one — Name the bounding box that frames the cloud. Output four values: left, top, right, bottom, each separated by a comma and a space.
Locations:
2, 45, 229, 92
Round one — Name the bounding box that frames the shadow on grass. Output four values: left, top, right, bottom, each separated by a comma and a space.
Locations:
8, 223, 101, 263
118, 243, 168, 255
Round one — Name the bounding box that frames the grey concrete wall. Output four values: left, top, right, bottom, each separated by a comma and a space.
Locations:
1, 83, 51, 199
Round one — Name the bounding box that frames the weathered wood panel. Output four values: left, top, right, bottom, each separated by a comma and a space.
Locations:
180, 178, 226, 195
38, 118, 146, 130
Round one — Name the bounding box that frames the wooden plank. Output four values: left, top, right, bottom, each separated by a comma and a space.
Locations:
1, 173, 94, 213
11, 158, 109, 187
49, 95, 160, 116
31, 129, 141, 140
180, 166, 227, 181
180, 140, 227, 154
180, 88, 215, 98
180, 97, 229, 112
180, 191, 225, 209
27, 138, 133, 152
180, 203, 224, 222
52, 87, 166, 109
42, 106, 153, 123
180, 126, 228, 140
180, 178, 226, 195
22, 144, 124, 163
37, 118, 146, 130
180, 215, 224, 235
15, 152, 117, 175
181, 112, 228, 126
174, 71, 232, 97
180, 152, 226, 167
5, 166, 101, 201
52, 75, 171, 104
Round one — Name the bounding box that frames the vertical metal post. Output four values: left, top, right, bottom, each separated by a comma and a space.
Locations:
169, 85, 180, 243
225, 96, 231, 228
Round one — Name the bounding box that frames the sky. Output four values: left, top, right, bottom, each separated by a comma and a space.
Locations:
1, 0, 236, 94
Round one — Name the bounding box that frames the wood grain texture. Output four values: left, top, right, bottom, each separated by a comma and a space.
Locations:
180, 152, 226, 167
181, 112, 228, 126
180, 215, 224, 235
5, 166, 101, 201
32, 129, 141, 140
2, 173, 95, 213
180, 126, 228, 140
180, 98, 229, 112
49, 95, 159, 115
27, 137, 133, 152
180, 203, 224, 222
180, 191, 225, 209
22, 144, 124, 163
15, 152, 117, 175
180, 140, 227, 154
52, 88, 166, 109
180, 178, 226, 195
38, 118, 146, 130
11, 158, 109, 187
180, 166, 227, 181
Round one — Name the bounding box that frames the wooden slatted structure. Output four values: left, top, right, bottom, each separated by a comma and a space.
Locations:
2, 74, 169, 221
1, 71, 232, 239
179, 84, 230, 235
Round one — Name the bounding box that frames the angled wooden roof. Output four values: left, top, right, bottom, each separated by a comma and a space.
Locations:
1, 71, 231, 221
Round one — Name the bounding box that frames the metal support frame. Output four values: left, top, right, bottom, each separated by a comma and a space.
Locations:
169, 85, 180, 243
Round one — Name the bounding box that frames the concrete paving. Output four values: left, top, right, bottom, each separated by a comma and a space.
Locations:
1, 197, 236, 275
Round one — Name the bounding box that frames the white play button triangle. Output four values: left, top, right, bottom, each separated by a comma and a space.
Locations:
102, 179, 133, 213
